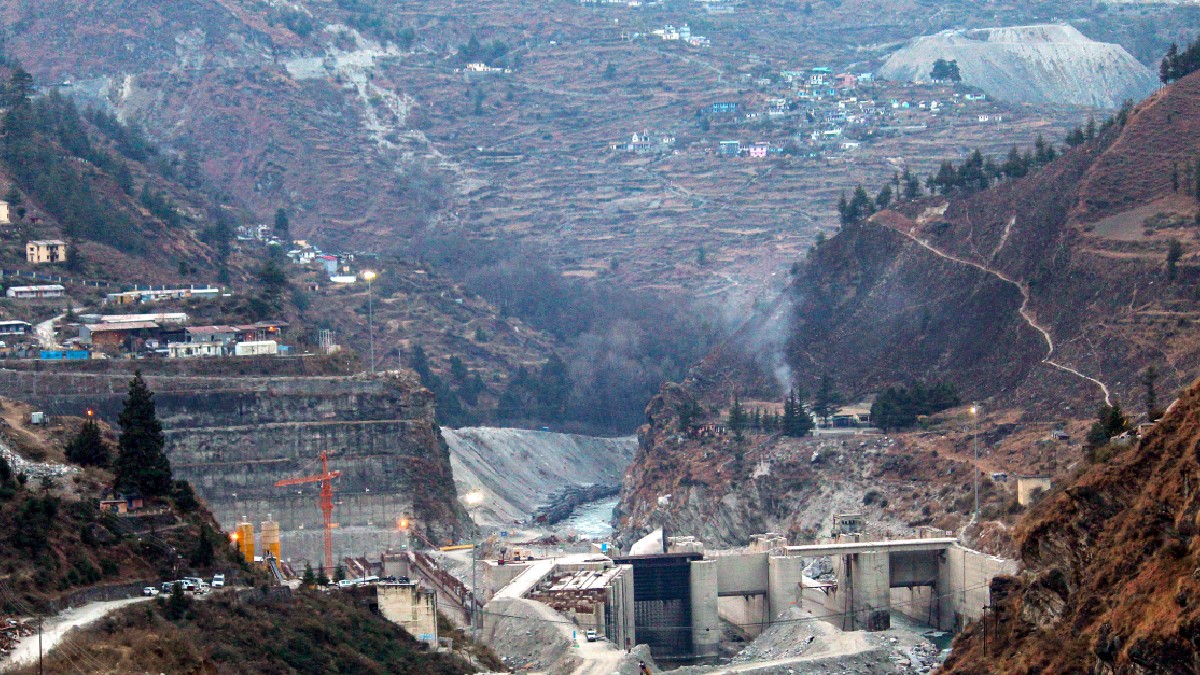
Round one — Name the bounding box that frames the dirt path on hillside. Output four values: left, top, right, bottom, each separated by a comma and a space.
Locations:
2, 597, 152, 671
33, 311, 63, 350
892, 223, 1112, 405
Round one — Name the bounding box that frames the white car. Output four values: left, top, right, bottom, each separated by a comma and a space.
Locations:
142, 587, 160, 597
585, 630, 598, 642
212, 574, 225, 588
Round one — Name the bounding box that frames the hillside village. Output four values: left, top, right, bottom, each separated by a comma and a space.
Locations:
1, 0, 1200, 672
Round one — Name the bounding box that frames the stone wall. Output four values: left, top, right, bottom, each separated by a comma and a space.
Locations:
0, 365, 469, 564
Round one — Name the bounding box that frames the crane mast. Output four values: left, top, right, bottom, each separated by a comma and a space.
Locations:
275, 450, 341, 571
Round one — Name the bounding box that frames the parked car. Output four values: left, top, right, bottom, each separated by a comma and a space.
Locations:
211, 574, 225, 588
586, 630, 598, 642
142, 587, 159, 597
161, 581, 179, 594
184, 577, 210, 592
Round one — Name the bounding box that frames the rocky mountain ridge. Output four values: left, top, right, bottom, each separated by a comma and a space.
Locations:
881, 24, 1158, 108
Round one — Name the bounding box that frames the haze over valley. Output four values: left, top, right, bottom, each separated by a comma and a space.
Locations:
1, 0, 1200, 672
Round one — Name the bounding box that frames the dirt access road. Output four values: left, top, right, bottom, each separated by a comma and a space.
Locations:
3, 596, 152, 671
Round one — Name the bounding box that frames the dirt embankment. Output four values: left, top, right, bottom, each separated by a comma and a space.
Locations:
444, 426, 636, 525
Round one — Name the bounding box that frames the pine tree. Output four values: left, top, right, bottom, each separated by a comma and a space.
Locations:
165, 581, 190, 620
190, 524, 216, 566
782, 389, 814, 437
1142, 366, 1162, 422
813, 374, 842, 426
273, 208, 290, 242
64, 417, 110, 467
410, 345, 431, 382
302, 563, 316, 588
114, 371, 173, 497
1162, 43, 1179, 84
449, 355, 468, 382
728, 397, 747, 441
1167, 238, 1183, 281
875, 183, 893, 210
902, 168, 921, 200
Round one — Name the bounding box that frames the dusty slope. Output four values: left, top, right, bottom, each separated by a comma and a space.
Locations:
881, 25, 1157, 108
943, 377, 1200, 674
443, 427, 635, 524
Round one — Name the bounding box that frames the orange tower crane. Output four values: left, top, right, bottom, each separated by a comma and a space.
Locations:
274, 451, 341, 571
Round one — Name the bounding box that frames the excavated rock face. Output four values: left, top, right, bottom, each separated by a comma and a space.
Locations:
0, 363, 471, 560
614, 383, 775, 549
942, 377, 1200, 674
880, 25, 1157, 108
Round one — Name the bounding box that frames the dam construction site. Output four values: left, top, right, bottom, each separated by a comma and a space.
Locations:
0, 357, 1008, 674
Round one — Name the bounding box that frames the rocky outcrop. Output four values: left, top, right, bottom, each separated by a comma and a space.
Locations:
880, 25, 1157, 108
942, 377, 1200, 673
0, 362, 469, 562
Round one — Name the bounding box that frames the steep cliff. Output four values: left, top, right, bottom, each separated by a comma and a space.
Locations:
942, 377, 1200, 674
880, 25, 1158, 108
0, 361, 470, 564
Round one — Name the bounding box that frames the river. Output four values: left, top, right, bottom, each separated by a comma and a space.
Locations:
558, 497, 618, 540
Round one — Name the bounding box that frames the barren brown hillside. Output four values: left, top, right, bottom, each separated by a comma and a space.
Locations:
942, 376, 1200, 674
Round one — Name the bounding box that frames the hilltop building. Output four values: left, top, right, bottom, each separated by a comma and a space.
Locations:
25, 240, 67, 264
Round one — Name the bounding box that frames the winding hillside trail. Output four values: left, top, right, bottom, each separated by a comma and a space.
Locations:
3, 597, 153, 671
893, 223, 1112, 405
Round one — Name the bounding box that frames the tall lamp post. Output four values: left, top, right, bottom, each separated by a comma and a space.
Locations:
362, 270, 377, 373
970, 404, 979, 520
462, 490, 484, 643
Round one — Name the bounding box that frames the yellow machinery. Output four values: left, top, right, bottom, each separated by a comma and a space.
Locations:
261, 515, 281, 561
236, 520, 255, 562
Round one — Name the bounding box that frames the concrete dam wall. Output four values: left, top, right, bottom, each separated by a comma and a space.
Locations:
0, 365, 468, 565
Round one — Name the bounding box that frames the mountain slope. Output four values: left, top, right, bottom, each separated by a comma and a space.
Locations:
942, 376, 1200, 674
771, 68, 1200, 413
880, 25, 1158, 108
614, 70, 1200, 550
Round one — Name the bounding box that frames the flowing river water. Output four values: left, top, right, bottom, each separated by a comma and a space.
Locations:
559, 497, 618, 540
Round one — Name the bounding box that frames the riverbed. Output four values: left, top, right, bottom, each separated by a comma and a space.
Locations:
557, 497, 618, 540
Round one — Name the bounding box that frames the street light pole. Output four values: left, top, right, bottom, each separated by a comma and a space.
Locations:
462, 490, 484, 643
971, 404, 979, 520
470, 539, 478, 641
363, 270, 377, 374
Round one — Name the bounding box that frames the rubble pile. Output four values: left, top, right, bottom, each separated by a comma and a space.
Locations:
0, 619, 35, 655
880, 636, 941, 674
0, 440, 77, 481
